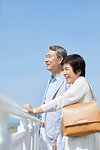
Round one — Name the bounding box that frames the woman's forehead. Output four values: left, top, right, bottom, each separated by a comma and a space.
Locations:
63, 63, 70, 67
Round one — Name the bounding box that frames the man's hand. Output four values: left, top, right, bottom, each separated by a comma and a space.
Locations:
24, 104, 34, 114
24, 104, 44, 115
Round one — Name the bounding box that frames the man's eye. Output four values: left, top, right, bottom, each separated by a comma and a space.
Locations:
48, 55, 52, 58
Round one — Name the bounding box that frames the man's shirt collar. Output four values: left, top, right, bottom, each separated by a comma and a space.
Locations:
49, 73, 62, 83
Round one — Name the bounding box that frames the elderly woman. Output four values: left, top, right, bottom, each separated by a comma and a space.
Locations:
24, 54, 99, 150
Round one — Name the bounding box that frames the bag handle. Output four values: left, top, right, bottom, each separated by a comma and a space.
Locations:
87, 82, 94, 101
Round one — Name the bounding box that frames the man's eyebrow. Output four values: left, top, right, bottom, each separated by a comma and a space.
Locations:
46, 53, 52, 56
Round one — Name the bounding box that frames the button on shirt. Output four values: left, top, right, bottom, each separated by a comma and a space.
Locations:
41, 73, 63, 123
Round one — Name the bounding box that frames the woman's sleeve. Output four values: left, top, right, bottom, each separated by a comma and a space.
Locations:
41, 78, 86, 112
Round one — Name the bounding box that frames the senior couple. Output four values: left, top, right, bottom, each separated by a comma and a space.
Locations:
24, 46, 99, 150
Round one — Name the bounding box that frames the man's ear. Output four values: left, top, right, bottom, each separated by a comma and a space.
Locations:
59, 56, 63, 64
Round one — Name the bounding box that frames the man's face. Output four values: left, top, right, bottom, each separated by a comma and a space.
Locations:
45, 50, 61, 72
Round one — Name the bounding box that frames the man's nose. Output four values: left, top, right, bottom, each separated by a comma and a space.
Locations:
45, 57, 48, 63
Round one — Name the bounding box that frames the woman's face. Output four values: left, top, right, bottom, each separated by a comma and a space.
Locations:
63, 63, 81, 84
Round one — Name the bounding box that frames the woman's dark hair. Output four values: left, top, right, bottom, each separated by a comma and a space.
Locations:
63, 54, 86, 77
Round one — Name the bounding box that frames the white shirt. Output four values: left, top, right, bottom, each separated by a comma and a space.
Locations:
41, 76, 99, 150
41, 76, 93, 112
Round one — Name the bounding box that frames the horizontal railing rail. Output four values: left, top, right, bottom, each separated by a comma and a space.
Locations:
0, 94, 40, 150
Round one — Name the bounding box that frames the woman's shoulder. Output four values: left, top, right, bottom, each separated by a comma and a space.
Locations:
73, 76, 89, 90
75, 76, 87, 84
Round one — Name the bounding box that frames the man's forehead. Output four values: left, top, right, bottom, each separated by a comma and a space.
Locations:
46, 50, 56, 55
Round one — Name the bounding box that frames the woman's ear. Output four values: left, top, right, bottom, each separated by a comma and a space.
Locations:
76, 70, 81, 76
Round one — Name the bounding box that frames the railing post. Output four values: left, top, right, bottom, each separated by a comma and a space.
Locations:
18, 118, 29, 150
0, 114, 11, 150
33, 121, 37, 150
28, 119, 34, 150
36, 123, 40, 150
33, 121, 40, 150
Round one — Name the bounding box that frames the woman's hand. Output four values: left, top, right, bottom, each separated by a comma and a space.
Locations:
24, 104, 44, 115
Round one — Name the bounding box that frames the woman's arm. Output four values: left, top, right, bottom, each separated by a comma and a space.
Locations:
24, 77, 87, 114
24, 104, 43, 115
41, 77, 86, 112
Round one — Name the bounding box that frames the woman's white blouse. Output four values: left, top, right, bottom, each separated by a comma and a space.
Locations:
41, 76, 100, 150
41, 76, 92, 112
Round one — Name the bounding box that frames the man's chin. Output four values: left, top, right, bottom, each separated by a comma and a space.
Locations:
46, 67, 51, 71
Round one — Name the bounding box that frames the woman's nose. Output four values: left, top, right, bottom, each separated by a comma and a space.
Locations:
63, 70, 67, 77
63, 70, 65, 76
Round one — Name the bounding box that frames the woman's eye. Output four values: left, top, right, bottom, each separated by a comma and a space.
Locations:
65, 68, 68, 70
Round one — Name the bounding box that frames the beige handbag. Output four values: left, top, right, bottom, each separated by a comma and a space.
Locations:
62, 83, 100, 137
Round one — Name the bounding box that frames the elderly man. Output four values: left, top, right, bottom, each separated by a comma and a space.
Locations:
39, 46, 70, 150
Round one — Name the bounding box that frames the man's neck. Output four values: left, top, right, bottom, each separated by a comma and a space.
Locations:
52, 70, 63, 78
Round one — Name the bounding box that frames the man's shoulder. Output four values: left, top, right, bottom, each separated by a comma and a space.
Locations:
59, 74, 68, 84
59, 73, 66, 80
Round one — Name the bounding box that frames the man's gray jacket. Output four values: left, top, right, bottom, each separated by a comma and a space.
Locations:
42, 74, 69, 147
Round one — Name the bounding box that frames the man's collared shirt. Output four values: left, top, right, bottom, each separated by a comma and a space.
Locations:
41, 73, 62, 122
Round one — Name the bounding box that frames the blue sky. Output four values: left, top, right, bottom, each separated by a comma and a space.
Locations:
0, 0, 100, 109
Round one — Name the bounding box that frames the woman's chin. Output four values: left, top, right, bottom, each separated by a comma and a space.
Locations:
66, 80, 70, 84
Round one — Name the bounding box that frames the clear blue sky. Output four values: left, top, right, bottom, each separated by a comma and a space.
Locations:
0, 0, 100, 109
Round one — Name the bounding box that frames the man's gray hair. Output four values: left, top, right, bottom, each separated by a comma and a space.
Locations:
49, 45, 67, 65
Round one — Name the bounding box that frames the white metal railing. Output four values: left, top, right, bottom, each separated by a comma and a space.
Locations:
0, 94, 40, 150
